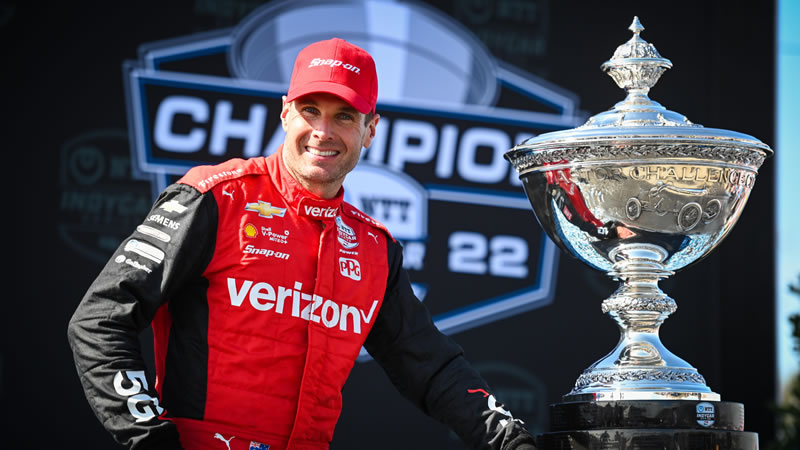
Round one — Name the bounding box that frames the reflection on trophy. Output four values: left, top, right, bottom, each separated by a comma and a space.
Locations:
505, 17, 771, 448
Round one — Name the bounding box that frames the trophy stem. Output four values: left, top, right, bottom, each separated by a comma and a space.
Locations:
564, 243, 720, 402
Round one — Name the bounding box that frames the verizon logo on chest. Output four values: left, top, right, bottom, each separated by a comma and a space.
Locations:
227, 278, 378, 334
303, 205, 338, 219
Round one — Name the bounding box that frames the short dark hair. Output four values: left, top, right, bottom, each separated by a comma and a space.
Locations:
364, 111, 375, 125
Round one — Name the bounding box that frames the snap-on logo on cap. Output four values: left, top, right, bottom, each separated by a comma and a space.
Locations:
308, 58, 361, 74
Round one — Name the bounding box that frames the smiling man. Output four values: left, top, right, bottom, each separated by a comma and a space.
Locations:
68, 38, 537, 450
280, 91, 376, 199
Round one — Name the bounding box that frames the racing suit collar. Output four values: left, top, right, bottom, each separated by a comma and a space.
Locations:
268, 145, 344, 221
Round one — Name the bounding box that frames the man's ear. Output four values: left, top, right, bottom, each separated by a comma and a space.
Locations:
280, 96, 290, 132
362, 114, 380, 148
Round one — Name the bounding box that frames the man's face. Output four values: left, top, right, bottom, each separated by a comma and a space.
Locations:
281, 93, 379, 199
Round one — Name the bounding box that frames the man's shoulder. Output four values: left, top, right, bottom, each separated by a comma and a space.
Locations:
341, 202, 395, 242
178, 157, 268, 193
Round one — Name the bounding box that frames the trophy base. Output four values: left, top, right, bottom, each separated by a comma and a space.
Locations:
538, 428, 758, 449
537, 400, 757, 449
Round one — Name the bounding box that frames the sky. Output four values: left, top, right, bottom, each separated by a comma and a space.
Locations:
776, 0, 800, 400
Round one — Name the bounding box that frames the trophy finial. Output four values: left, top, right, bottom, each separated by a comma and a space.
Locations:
629, 16, 644, 35
601, 16, 672, 95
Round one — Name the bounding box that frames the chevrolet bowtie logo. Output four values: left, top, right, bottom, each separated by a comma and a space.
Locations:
245, 201, 287, 218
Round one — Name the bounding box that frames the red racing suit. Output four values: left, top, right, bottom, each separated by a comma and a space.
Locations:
68, 148, 533, 450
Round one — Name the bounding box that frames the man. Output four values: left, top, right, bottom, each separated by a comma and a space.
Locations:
68, 38, 537, 450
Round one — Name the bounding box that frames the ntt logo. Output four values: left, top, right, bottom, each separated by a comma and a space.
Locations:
309, 58, 361, 74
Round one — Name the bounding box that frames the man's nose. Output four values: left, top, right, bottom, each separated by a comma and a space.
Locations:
312, 115, 334, 139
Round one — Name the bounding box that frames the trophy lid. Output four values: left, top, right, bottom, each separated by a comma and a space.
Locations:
506, 17, 772, 173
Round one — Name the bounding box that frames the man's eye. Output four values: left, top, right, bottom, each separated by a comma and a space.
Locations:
338, 113, 355, 121
302, 106, 320, 115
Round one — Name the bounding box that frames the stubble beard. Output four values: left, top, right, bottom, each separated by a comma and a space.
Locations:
285, 145, 361, 197
302, 154, 359, 189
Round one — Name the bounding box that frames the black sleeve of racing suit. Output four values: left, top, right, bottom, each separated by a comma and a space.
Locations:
363, 240, 537, 450
67, 184, 216, 449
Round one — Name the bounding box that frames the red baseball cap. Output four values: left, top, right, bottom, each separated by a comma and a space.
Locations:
286, 38, 378, 114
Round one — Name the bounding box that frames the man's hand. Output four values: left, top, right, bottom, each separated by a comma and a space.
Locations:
502, 432, 538, 450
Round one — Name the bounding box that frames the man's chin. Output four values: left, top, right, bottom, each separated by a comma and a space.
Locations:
299, 171, 344, 189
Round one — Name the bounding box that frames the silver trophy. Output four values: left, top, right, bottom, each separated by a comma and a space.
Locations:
505, 17, 772, 402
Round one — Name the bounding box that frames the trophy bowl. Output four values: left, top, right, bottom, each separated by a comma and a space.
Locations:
505, 17, 772, 402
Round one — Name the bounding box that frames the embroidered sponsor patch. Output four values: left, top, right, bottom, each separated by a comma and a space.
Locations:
245, 200, 286, 218
243, 223, 258, 238
339, 257, 362, 281
136, 224, 171, 242
159, 199, 187, 213
125, 239, 165, 264
336, 216, 358, 249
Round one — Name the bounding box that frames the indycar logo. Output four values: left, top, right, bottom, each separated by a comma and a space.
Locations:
245, 200, 286, 218
696, 402, 715, 427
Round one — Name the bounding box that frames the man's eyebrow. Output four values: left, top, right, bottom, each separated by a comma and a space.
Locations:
294, 98, 317, 107
338, 105, 359, 115
294, 99, 358, 115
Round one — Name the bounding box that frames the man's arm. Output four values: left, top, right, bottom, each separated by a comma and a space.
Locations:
67, 184, 216, 449
364, 240, 537, 450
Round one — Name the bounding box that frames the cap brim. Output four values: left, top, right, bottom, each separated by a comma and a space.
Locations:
287, 81, 373, 114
